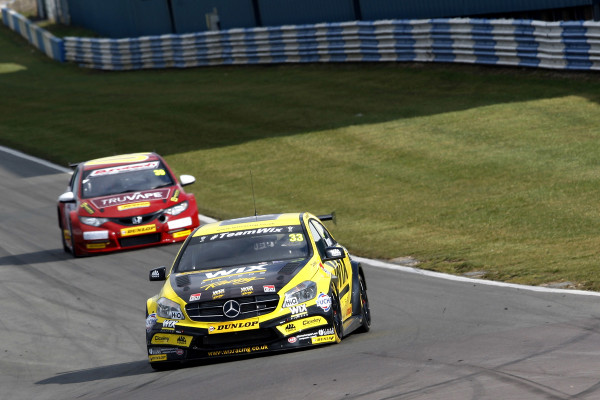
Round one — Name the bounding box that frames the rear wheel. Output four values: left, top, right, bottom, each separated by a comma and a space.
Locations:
357, 273, 371, 333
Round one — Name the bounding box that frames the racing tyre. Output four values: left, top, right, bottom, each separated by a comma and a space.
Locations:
357, 273, 371, 333
331, 286, 343, 343
68, 225, 82, 258
58, 209, 70, 253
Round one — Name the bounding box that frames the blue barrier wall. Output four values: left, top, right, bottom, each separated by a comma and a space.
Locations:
64, 0, 596, 38
68, 0, 172, 38
172, 0, 257, 33
4, 6, 600, 73
258, 0, 355, 26
361, 0, 595, 20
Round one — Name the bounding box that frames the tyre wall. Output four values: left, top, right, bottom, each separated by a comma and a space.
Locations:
2, 7, 600, 72
1, 6, 64, 61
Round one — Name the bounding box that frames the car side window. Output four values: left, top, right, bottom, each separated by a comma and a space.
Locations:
309, 221, 326, 258
312, 220, 335, 246
309, 220, 336, 257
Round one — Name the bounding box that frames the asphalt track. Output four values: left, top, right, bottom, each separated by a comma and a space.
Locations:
2, 148, 600, 400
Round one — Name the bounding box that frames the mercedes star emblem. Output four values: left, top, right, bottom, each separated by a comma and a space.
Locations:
223, 300, 241, 318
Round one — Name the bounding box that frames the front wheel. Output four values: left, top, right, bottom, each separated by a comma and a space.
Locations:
330, 286, 343, 343
357, 273, 371, 333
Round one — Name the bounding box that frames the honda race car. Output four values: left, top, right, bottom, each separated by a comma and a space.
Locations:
57, 152, 200, 256
146, 212, 370, 369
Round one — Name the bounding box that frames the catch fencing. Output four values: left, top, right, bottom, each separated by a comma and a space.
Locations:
2, 6, 600, 71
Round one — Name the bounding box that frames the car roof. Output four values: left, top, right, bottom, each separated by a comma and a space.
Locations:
192, 213, 307, 237
81, 152, 160, 170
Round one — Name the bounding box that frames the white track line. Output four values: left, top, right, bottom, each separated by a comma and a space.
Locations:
354, 256, 600, 297
0, 145, 71, 173
4, 146, 598, 297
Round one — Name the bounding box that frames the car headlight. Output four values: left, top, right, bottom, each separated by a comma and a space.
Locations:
282, 281, 317, 308
79, 216, 108, 227
164, 201, 188, 216
156, 297, 184, 320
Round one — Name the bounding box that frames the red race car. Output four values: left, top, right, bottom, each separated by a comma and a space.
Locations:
57, 152, 201, 257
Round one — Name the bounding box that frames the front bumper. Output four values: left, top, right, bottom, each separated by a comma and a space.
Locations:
146, 305, 337, 363
72, 212, 200, 255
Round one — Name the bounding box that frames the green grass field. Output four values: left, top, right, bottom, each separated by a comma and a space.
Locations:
3, 23, 600, 289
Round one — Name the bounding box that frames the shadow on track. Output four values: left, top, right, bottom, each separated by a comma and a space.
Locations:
35, 361, 153, 384
0, 249, 73, 266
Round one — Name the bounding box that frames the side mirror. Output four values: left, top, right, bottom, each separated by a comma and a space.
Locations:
322, 246, 345, 261
58, 192, 75, 203
179, 175, 195, 186
149, 266, 167, 281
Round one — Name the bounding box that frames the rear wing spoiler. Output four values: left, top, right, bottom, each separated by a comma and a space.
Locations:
317, 211, 336, 224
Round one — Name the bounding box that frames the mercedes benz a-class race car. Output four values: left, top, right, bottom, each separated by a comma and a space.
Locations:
146, 212, 370, 369
57, 152, 200, 256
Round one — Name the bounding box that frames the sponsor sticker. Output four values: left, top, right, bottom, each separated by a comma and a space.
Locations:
189, 293, 201, 302
81, 202, 94, 214
204, 266, 267, 280
200, 277, 263, 291
86, 243, 107, 249
148, 354, 167, 362
263, 285, 276, 293
90, 189, 170, 209
162, 320, 177, 330
275, 316, 328, 335
288, 337, 297, 344
173, 229, 192, 239
117, 201, 150, 211
207, 345, 268, 357
311, 335, 336, 344
208, 320, 259, 335
318, 328, 335, 336
288, 304, 307, 315
316, 293, 331, 312
90, 161, 159, 177
240, 286, 254, 295
120, 224, 156, 237
146, 313, 157, 332
282, 296, 298, 308
151, 334, 193, 347
212, 289, 225, 299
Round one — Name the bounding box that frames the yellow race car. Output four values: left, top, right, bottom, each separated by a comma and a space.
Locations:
146, 212, 370, 369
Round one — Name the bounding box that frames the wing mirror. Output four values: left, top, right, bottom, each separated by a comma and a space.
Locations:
322, 246, 345, 261
58, 191, 75, 203
149, 266, 167, 281
179, 174, 195, 186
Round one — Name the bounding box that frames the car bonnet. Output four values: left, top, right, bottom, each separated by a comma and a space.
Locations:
170, 258, 310, 304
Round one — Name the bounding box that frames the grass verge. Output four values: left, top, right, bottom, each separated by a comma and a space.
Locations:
2, 24, 600, 289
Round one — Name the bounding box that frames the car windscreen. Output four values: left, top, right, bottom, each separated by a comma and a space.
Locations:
80, 161, 175, 198
175, 225, 310, 272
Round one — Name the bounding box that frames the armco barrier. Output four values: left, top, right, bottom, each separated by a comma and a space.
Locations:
2, 6, 600, 71
1, 7, 64, 62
